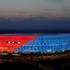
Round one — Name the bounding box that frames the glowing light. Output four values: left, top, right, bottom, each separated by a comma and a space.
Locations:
18, 42, 21, 44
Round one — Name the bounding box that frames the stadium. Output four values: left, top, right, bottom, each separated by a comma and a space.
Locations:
0, 33, 70, 70
0, 0, 70, 70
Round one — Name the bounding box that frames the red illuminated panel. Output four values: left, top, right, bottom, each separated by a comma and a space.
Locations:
0, 35, 37, 52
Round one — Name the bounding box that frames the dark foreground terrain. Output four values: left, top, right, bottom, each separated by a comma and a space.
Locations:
0, 58, 70, 70
0, 52, 70, 70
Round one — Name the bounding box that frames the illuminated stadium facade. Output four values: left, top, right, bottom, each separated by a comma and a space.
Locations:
0, 33, 70, 53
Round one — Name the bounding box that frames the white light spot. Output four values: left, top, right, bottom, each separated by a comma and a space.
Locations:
8, 41, 10, 44
47, 49, 52, 52
18, 42, 21, 44
12, 41, 15, 44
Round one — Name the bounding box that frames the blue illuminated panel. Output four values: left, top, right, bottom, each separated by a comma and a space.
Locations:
15, 34, 70, 53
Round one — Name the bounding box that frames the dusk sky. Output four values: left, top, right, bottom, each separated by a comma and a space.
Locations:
0, 0, 70, 18
0, 0, 70, 32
